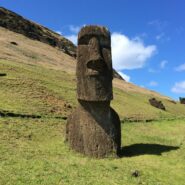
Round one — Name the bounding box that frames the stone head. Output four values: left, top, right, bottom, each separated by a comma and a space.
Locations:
77, 25, 113, 101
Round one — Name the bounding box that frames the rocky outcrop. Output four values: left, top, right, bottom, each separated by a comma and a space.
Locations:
149, 98, 166, 110
0, 7, 76, 57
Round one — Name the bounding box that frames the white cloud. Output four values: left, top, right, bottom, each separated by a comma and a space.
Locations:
56, 31, 62, 35
148, 68, 158, 73
111, 33, 156, 70
65, 34, 77, 45
155, 33, 170, 42
148, 20, 168, 31
69, 25, 81, 33
149, 81, 158, 87
148, 60, 168, 73
160, 60, 168, 69
63, 25, 85, 45
175, 63, 185, 71
156, 32, 165, 40
172, 81, 185, 93
117, 71, 130, 82
64, 31, 157, 75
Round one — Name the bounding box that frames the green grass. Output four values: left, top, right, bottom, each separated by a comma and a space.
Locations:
0, 60, 76, 117
0, 118, 185, 185
112, 88, 185, 121
1, 59, 185, 184
1, 59, 185, 121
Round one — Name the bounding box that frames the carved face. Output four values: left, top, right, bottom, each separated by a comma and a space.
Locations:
77, 26, 113, 101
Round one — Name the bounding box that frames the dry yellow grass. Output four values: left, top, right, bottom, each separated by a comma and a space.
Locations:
0, 27, 76, 73
113, 78, 171, 100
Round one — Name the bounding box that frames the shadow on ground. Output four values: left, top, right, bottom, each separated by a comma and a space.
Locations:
119, 143, 179, 157
0, 110, 67, 120
0, 110, 41, 119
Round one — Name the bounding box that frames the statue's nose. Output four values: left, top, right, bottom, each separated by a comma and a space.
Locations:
88, 37, 103, 62
87, 37, 104, 71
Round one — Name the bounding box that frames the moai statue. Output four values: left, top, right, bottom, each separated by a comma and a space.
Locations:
66, 25, 121, 158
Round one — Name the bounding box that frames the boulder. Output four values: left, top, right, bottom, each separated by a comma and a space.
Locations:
149, 98, 166, 110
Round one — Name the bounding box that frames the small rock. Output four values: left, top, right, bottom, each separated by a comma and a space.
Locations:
149, 98, 166, 110
64, 103, 72, 109
131, 170, 140, 177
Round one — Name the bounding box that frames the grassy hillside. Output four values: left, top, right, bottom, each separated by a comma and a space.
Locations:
0, 27, 76, 73
0, 59, 185, 185
1, 59, 185, 121
0, 26, 185, 185
0, 7, 76, 57
0, 117, 185, 185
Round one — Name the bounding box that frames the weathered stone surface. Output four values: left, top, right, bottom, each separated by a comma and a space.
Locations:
149, 98, 166, 110
66, 25, 121, 157
66, 101, 121, 157
179, 97, 185, 104
77, 26, 113, 101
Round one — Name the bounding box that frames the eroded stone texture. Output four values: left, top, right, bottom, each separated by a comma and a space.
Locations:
66, 25, 121, 158
77, 26, 113, 101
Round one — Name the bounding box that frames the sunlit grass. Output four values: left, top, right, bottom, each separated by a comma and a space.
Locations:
1, 59, 185, 121
0, 118, 185, 185
0, 59, 185, 184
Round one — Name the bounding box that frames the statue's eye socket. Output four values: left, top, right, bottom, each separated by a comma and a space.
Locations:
78, 35, 92, 45
99, 37, 110, 49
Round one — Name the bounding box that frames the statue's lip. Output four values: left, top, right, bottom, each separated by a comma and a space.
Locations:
86, 69, 100, 76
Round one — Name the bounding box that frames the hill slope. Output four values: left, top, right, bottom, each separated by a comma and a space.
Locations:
1, 26, 185, 121
0, 7, 123, 80
0, 7, 76, 57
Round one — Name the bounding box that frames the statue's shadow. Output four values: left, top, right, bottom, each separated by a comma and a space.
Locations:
119, 143, 179, 157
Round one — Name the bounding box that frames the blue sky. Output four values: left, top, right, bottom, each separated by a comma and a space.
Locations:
1, 0, 185, 100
